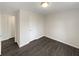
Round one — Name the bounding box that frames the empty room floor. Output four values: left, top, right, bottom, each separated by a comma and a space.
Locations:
1, 37, 79, 56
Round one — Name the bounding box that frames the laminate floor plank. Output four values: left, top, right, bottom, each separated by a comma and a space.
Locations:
1, 37, 79, 56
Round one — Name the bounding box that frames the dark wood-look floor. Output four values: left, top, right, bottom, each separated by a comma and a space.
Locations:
1, 37, 79, 56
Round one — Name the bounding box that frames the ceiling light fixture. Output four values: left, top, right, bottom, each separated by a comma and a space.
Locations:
41, 2, 48, 8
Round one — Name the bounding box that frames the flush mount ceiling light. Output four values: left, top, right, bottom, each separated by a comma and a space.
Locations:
41, 2, 48, 8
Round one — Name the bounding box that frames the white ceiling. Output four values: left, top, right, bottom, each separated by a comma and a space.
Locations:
0, 2, 79, 15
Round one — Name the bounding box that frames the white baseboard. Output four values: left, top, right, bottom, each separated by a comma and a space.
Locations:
1, 36, 15, 41
46, 35, 79, 49
2, 35, 79, 49
18, 40, 31, 48
18, 35, 45, 48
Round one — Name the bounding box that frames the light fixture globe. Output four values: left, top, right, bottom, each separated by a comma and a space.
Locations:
41, 2, 48, 8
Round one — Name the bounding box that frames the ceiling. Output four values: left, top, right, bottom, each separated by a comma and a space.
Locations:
0, 2, 79, 15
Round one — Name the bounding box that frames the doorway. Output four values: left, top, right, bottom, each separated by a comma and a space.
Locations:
1, 14, 16, 55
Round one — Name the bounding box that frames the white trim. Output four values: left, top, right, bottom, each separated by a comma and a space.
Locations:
1, 36, 15, 41
18, 35, 45, 48
46, 35, 79, 49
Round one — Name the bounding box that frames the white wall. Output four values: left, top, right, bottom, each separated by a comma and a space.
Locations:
45, 9, 79, 48
15, 10, 20, 45
0, 12, 1, 55
0, 38, 1, 55
15, 10, 44, 47
1, 14, 15, 41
